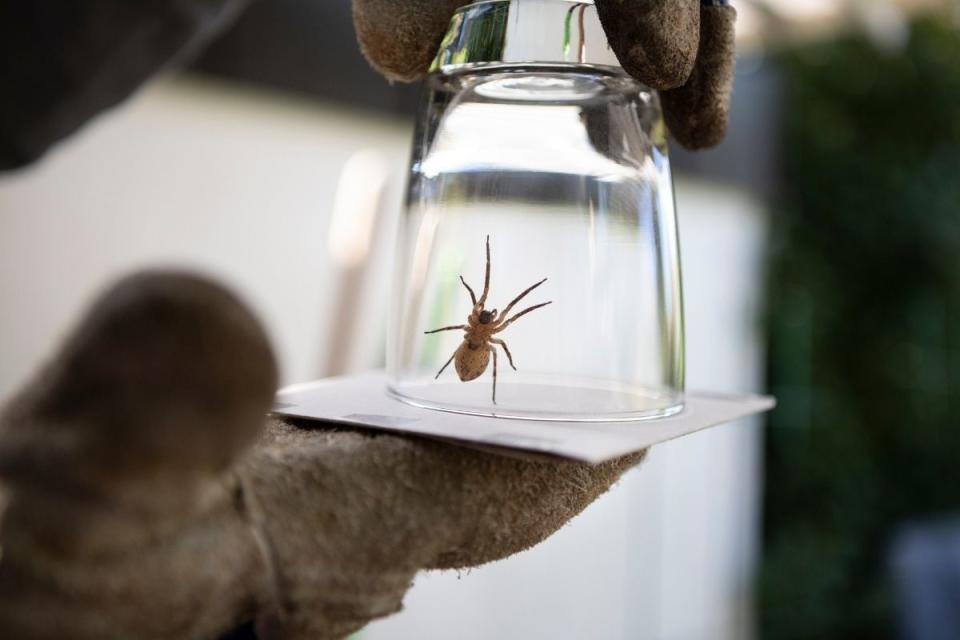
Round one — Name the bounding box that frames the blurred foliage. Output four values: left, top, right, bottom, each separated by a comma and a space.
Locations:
761, 16, 960, 640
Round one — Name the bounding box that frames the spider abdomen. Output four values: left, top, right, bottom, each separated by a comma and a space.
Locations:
455, 341, 490, 381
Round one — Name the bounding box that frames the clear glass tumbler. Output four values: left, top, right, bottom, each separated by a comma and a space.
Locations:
387, 0, 684, 421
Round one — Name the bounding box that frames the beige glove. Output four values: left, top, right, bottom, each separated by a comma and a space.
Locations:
0, 272, 645, 640
353, 0, 737, 149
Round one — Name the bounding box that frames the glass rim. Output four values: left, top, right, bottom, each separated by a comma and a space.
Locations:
431, 0, 620, 74
451, 0, 596, 14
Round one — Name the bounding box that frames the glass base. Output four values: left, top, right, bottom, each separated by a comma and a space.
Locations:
388, 374, 684, 422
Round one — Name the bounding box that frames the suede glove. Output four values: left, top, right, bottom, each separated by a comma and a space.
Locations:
353, 0, 737, 149
0, 272, 646, 640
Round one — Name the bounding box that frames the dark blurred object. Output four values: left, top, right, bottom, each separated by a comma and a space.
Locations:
190, 0, 421, 116
219, 620, 257, 640
0, 0, 249, 171
890, 518, 960, 640
761, 16, 960, 640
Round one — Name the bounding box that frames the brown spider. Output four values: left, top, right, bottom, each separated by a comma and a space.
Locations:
425, 235, 551, 404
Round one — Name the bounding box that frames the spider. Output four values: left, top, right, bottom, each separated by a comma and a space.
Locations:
424, 235, 551, 404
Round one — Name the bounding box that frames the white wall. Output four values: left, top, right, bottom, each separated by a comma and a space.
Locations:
0, 75, 412, 405
0, 77, 767, 640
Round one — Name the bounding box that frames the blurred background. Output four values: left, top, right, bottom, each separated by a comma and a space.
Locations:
0, 1, 958, 638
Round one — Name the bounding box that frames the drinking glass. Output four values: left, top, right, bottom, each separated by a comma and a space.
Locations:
387, 0, 684, 421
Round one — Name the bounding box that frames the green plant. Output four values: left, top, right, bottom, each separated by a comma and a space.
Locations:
761, 17, 960, 640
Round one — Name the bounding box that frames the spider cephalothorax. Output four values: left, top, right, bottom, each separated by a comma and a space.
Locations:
425, 235, 551, 404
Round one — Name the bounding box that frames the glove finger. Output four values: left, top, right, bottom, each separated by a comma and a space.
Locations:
660, 2, 737, 150
0, 272, 277, 490
595, 0, 700, 90
353, 0, 465, 82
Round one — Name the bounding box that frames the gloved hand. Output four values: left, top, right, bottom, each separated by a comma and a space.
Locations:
0, 272, 645, 640
352, 0, 737, 150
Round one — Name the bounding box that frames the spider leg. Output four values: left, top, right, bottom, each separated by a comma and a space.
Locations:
496, 278, 547, 325
489, 345, 498, 404
490, 338, 516, 370
459, 276, 477, 306
478, 235, 491, 306
434, 351, 457, 379
493, 301, 552, 333
424, 324, 466, 334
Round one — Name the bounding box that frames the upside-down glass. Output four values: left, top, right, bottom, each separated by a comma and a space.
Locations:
387, 0, 684, 421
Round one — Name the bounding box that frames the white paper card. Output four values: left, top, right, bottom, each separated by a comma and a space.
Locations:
272, 371, 775, 464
